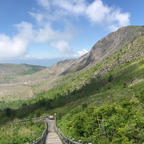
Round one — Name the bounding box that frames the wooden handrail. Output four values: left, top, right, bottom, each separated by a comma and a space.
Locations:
55, 126, 82, 144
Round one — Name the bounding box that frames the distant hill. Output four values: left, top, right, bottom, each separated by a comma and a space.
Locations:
0, 64, 46, 101
0, 63, 45, 80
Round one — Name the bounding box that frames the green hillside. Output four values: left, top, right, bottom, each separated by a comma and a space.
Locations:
57, 35, 144, 143
58, 59, 144, 143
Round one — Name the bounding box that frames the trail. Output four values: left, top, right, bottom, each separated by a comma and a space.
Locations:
45, 119, 62, 144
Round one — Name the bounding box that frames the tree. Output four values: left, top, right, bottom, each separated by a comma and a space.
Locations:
108, 74, 113, 82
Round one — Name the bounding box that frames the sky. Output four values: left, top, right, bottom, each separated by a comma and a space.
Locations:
0, 0, 143, 66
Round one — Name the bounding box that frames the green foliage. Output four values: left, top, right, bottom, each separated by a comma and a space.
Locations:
0, 121, 45, 144
56, 35, 144, 143
59, 100, 144, 144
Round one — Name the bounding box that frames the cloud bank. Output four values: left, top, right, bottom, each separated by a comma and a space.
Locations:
36, 0, 130, 28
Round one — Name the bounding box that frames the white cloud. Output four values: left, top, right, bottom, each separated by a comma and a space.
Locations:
34, 24, 75, 54
35, 24, 74, 43
86, 0, 110, 23
15, 21, 35, 41
36, 0, 130, 30
51, 41, 72, 53
36, 24, 59, 42
0, 34, 27, 59
74, 49, 88, 57
30, 12, 44, 23
37, 0, 50, 9
0, 21, 74, 59
112, 10, 130, 26
86, 1, 130, 28
0, 22, 34, 59
52, 0, 86, 15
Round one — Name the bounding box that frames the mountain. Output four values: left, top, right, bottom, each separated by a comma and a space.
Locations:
55, 26, 144, 143
40, 26, 144, 76
60, 26, 144, 73
1, 25, 144, 105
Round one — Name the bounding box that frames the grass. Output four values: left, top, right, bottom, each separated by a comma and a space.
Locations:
0, 121, 45, 144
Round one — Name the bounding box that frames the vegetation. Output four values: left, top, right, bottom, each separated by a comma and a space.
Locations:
59, 100, 144, 143
56, 36, 144, 143
0, 121, 45, 144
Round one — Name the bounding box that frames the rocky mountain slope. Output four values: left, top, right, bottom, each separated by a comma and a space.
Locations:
43, 26, 144, 76
61, 26, 144, 73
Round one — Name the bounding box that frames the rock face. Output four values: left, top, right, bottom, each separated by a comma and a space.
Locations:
50, 59, 76, 75
58, 26, 144, 74
86, 26, 144, 64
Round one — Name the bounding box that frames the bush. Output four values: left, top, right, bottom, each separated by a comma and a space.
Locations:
59, 100, 144, 144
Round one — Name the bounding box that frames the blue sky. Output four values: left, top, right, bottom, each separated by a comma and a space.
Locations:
0, 0, 143, 66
